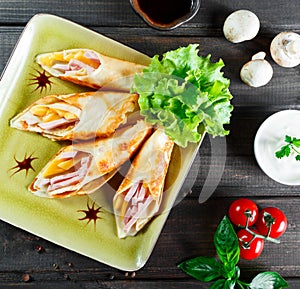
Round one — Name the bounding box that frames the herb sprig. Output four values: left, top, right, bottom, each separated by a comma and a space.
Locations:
178, 216, 289, 289
275, 135, 300, 161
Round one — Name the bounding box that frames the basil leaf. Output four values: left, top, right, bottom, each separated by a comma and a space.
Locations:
178, 256, 222, 282
225, 279, 236, 289
232, 266, 241, 282
214, 216, 240, 267
210, 279, 226, 289
210, 279, 235, 289
250, 272, 289, 289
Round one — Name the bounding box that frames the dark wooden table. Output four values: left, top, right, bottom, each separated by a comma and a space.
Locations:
0, 0, 300, 288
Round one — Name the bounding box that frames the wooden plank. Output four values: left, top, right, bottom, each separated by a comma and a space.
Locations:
0, 28, 22, 75
1, 27, 299, 109
0, 279, 299, 289
0, 198, 299, 280
144, 197, 300, 277
0, 1, 299, 287
0, 30, 299, 195
189, 154, 300, 196
0, 0, 299, 32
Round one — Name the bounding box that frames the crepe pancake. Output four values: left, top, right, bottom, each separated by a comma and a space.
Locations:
10, 91, 139, 141
113, 128, 174, 238
36, 49, 146, 91
29, 120, 152, 198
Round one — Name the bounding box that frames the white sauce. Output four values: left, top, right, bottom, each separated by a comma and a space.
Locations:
254, 110, 300, 185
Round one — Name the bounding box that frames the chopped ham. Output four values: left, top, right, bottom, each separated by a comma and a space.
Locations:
137, 186, 146, 202
52, 51, 100, 74
25, 117, 39, 126
52, 63, 70, 72
50, 170, 80, 186
81, 156, 90, 166
123, 195, 153, 233
49, 175, 82, 192
84, 50, 101, 63
133, 185, 146, 205
38, 118, 75, 130
124, 205, 138, 224
58, 151, 78, 159
124, 182, 140, 202
124, 207, 132, 224
120, 180, 154, 233
39, 178, 50, 186
47, 156, 90, 192
69, 59, 95, 74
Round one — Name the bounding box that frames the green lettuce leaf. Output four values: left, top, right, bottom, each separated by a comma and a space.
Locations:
131, 44, 233, 147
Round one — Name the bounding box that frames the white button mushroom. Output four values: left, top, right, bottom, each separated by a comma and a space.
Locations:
223, 10, 260, 43
240, 52, 273, 87
270, 31, 300, 68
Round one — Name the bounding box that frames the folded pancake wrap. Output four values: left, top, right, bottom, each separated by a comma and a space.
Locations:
113, 128, 174, 238
36, 49, 146, 91
29, 120, 152, 198
10, 91, 138, 141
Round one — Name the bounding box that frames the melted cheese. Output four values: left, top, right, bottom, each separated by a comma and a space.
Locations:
30, 104, 78, 123
38, 50, 100, 69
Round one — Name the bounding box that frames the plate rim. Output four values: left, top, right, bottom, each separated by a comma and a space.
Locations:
0, 13, 205, 271
254, 109, 300, 186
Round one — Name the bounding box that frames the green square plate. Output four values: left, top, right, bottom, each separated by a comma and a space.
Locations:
0, 14, 203, 271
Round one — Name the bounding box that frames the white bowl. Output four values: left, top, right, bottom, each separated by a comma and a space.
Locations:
254, 110, 300, 185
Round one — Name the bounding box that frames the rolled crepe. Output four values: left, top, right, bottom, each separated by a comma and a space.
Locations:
10, 91, 138, 141
36, 49, 146, 91
113, 129, 174, 238
29, 120, 152, 198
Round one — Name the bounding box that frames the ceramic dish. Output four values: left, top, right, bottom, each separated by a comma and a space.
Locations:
254, 110, 300, 186
130, 0, 201, 30
0, 14, 204, 271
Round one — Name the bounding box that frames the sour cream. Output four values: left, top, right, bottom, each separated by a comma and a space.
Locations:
254, 110, 300, 185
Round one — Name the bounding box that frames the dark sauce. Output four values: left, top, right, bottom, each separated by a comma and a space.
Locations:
137, 0, 193, 25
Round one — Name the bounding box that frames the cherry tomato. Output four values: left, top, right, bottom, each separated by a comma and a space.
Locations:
237, 229, 264, 260
229, 198, 259, 227
255, 207, 287, 239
